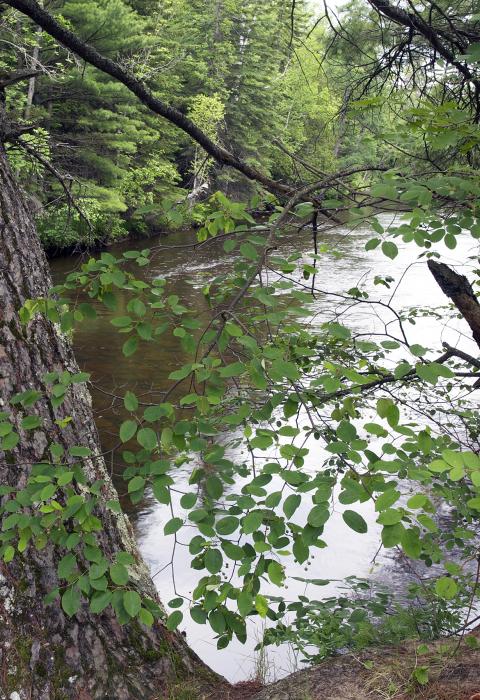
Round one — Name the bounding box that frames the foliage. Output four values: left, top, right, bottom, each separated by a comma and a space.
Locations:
3, 0, 480, 677
263, 576, 471, 663
5, 167, 480, 660
1, 0, 342, 249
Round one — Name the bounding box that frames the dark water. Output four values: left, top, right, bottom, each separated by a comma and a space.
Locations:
50, 216, 476, 681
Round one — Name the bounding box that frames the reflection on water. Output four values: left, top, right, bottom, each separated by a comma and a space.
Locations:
50, 214, 477, 682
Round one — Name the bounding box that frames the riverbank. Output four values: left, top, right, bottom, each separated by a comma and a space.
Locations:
42, 225, 167, 259
213, 635, 480, 700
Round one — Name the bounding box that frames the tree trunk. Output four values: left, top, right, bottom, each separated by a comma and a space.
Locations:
0, 141, 218, 698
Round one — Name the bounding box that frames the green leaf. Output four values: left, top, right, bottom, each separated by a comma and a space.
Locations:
444, 233, 456, 249
376, 398, 399, 427
0, 422, 12, 438
110, 563, 129, 586
1, 431, 19, 450
127, 476, 145, 494
123, 590, 142, 617
375, 490, 400, 511
61, 586, 81, 617
169, 364, 193, 380
242, 511, 263, 534
138, 607, 154, 627
21, 415, 41, 430
381, 241, 398, 259
307, 505, 329, 527
206, 476, 223, 499
377, 508, 403, 526
168, 597, 184, 608
467, 496, 480, 510
407, 494, 427, 509
238, 590, 254, 617
428, 459, 449, 473
240, 242, 258, 260
225, 322, 243, 337
255, 594, 268, 618
122, 337, 139, 357
218, 362, 246, 378
205, 548, 223, 574
442, 449, 463, 468
57, 471, 74, 486
137, 322, 153, 340
283, 494, 301, 519
190, 606, 207, 624
90, 590, 112, 614
137, 428, 157, 451
293, 538, 309, 564
164, 517, 183, 535
410, 344, 427, 357
69, 446, 92, 458
3, 545, 15, 563
365, 237, 380, 251
325, 322, 351, 340
180, 492, 197, 509
216, 516, 239, 536
120, 420, 137, 443
167, 610, 183, 630
111, 316, 132, 328
124, 391, 139, 412
435, 576, 458, 600
270, 359, 300, 382
107, 499, 122, 513
401, 528, 422, 559
116, 552, 135, 566
416, 362, 454, 385
267, 561, 284, 586
337, 420, 357, 442
144, 405, 174, 424
413, 666, 429, 686
342, 510, 368, 533
89, 561, 108, 580
57, 553, 77, 580
209, 609, 226, 635
381, 523, 404, 548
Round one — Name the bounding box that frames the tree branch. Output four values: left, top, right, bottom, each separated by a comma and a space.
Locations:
428, 260, 480, 351
367, 0, 480, 99
13, 136, 93, 235
0, 68, 42, 89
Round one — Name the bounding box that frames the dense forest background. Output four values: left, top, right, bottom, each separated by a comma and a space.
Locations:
1, 0, 398, 251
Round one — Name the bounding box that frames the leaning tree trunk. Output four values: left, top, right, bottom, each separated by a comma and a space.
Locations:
0, 143, 218, 698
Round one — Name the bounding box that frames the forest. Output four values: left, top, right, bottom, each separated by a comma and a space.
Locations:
1, 0, 480, 698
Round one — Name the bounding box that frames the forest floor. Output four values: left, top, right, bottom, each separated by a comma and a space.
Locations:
201, 635, 480, 700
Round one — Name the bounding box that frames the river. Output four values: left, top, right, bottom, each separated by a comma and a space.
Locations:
50, 213, 477, 682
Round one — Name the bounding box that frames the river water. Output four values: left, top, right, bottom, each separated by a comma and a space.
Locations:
50, 214, 477, 682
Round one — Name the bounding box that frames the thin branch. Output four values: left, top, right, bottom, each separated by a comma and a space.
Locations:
13, 136, 93, 235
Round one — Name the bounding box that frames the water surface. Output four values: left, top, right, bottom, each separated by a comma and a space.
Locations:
50, 214, 477, 681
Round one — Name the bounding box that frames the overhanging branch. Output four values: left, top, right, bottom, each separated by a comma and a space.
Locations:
428, 260, 480, 350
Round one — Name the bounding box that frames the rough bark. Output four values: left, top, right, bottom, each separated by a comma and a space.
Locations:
0, 140, 217, 698
428, 260, 480, 351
